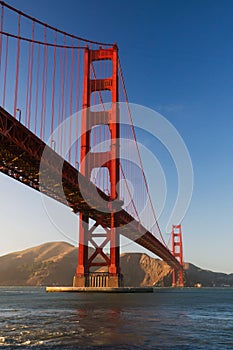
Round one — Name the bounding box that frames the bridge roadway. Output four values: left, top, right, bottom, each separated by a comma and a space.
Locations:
0, 106, 181, 270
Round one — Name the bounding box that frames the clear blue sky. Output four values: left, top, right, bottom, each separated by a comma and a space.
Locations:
1, 0, 233, 273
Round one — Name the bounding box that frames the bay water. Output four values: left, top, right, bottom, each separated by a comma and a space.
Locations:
0, 287, 232, 349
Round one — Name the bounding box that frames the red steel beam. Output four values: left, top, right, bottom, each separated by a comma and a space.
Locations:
0, 106, 181, 271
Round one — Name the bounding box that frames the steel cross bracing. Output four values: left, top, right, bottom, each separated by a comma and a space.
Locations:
0, 1, 184, 287
0, 106, 181, 271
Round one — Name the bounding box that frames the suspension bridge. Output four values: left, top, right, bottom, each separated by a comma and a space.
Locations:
0, 1, 184, 288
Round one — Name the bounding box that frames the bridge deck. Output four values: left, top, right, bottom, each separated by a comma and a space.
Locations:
0, 106, 181, 270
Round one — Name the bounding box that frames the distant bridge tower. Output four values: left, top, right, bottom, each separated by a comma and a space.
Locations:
171, 224, 184, 287
73, 45, 123, 288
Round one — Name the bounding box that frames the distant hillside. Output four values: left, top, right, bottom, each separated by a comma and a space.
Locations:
0, 242, 232, 287
184, 263, 233, 287
0, 242, 172, 286
0, 242, 77, 286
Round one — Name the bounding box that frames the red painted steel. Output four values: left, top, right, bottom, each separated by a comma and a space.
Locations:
172, 225, 184, 287
0, 104, 182, 275
0, 1, 185, 287
74, 46, 122, 287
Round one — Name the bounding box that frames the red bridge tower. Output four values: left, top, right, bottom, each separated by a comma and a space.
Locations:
171, 224, 184, 287
73, 45, 123, 288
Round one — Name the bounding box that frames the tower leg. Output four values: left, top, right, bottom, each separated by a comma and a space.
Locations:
171, 225, 184, 287
73, 213, 89, 287
172, 268, 176, 287
73, 46, 122, 287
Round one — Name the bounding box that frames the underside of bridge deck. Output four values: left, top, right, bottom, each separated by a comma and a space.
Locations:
0, 106, 182, 280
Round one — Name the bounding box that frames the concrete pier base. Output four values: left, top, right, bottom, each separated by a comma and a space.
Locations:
73, 273, 124, 288
46, 286, 154, 293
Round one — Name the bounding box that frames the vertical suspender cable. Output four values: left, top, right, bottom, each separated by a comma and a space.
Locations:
0, 4, 4, 72
68, 37, 74, 163
64, 34, 68, 158
43, 28, 48, 139
14, 13, 21, 117
51, 30, 57, 146
26, 37, 31, 127
119, 59, 166, 245
57, 45, 60, 154
40, 26, 46, 140
75, 42, 80, 167
60, 36, 65, 156
34, 44, 40, 135
28, 20, 35, 130
2, 35, 8, 107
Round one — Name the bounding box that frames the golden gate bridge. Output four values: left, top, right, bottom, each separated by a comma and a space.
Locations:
0, 1, 184, 288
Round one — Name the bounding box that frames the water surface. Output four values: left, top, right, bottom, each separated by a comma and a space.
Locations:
0, 287, 232, 349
